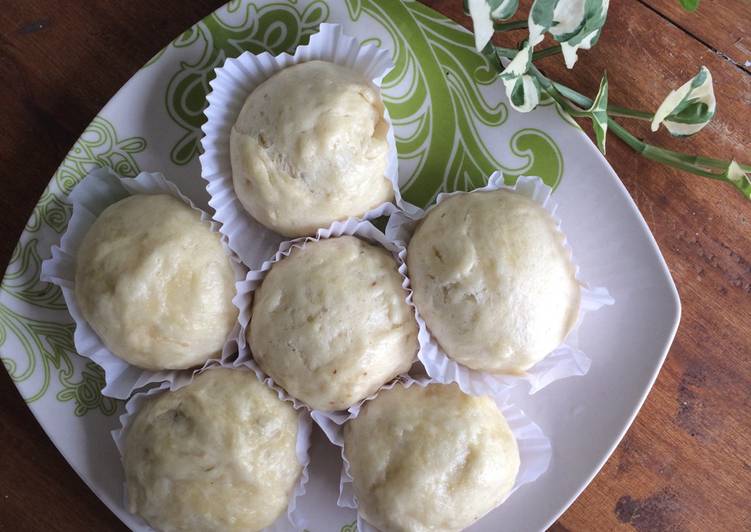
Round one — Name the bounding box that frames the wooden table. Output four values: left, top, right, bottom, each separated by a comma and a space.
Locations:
0, 1, 748, 530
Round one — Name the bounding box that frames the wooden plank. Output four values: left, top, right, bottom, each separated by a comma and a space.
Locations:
0, 0, 222, 260
0, 370, 127, 530
642, 0, 751, 71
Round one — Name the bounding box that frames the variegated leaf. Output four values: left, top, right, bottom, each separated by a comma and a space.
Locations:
492, 0, 520, 19
500, 44, 541, 112
651, 66, 716, 137
468, 0, 521, 51
506, 75, 542, 113
725, 160, 751, 199
528, 0, 556, 45
529, 0, 610, 68
588, 73, 609, 153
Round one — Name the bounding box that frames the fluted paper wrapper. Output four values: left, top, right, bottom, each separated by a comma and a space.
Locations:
315, 375, 551, 532
40, 168, 247, 399
200, 22, 404, 269
386, 174, 615, 397
234, 217, 418, 425
111, 360, 312, 532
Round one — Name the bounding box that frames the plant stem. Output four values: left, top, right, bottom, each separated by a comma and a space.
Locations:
606, 107, 653, 120
493, 46, 518, 59
526, 65, 751, 178
532, 45, 563, 61
644, 146, 750, 171
551, 80, 654, 120
493, 20, 528, 31
496, 45, 566, 63
607, 120, 722, 178
547, 79, 590, 106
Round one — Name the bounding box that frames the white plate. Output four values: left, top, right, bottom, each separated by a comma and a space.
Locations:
0, 1, 680, 530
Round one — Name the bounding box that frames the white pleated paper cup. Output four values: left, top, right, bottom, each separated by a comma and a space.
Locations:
112, 360, 312, 532
317, 375, 551, 532
200, 22, 404, 269
40, 167, 247, 400
235, 216, 418, 421
386, 174, 615, 398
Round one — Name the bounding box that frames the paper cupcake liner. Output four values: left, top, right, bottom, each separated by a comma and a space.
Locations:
234, 217, 418, 424
40, 167, 247, 400
315, 375, 551, 532
112, 360, 312, 532
386, 174, 615, 398
200, 22, 407, 269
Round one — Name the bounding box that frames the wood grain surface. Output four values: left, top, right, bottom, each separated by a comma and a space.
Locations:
1, 1, 749, 530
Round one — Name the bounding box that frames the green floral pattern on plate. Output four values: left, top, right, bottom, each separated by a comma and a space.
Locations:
161, 0, 329, 165
0, 3, 574, 530
349, 0, 562, 206
0, 307, 117, 416
0, 1, 564, 423
0, 116, 142, 416
340, 520, 357, 532
158, 0, 563, 204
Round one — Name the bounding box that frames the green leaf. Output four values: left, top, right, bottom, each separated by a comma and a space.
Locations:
481, 42, 504, 74
587, 73, 609, 153
528, 0, 610, 68
725, 160, 751, 199
651, 66, 716, 136
500, 43, 541, 112
468, 0, 522, 51
528, 0, 556, 45
678, 0, 700, 12
499, 42, 534, 79
492, 0, 520, 19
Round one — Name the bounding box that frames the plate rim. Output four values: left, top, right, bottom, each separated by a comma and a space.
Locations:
538, 144, 682, 529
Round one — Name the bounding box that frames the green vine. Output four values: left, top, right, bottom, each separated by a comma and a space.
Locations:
469, 0, 750, 199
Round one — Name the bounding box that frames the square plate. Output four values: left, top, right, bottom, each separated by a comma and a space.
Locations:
0, 1, 680, 530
